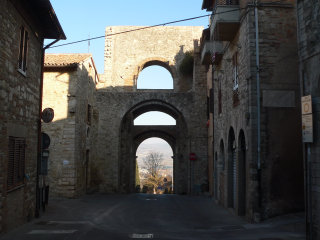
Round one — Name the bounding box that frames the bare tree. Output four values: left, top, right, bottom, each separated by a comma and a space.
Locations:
142, 152, 164, 193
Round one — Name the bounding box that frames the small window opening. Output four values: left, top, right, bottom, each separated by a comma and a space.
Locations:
18, 26, 28, 73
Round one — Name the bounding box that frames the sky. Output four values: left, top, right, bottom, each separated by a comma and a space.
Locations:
46, 0, 209, 74
46, 1, 209, 164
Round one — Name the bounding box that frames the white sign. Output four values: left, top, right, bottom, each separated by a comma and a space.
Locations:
302, 114, 313, 143
301, 95, 312, 115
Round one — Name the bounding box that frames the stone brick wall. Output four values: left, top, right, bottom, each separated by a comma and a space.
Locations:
95, 26, 208, 194
42, 57, 98, 198
99, 26, 204, 92
257, 4, 304, 219
297, 0, 320, 238
213, 8, 254, 218
212, 3, 303, 221
0, 0, 44, 232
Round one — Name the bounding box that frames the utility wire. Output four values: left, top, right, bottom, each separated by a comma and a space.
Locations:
48, 7, 247, 49
48, 1, 286, 49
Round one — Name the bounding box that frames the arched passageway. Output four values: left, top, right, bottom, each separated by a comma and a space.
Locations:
136, 137, 174, 194
119, 100, 189, 194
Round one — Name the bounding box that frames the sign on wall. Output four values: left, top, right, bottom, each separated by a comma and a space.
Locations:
301, 95, 313, 143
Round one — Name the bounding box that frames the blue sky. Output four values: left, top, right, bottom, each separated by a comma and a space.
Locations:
47, 0, 209, 73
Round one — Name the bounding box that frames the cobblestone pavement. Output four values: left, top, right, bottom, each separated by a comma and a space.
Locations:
0, 194, 305, 240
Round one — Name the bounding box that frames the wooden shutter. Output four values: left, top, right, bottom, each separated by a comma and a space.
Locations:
8, 137, 26, 189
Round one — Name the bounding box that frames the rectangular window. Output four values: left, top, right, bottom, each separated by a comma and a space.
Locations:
87, 104, 92, 125
233, 52, 239, 91
218, 77, 222, 114
7, 137, 26, 190
18, 26, 28, 73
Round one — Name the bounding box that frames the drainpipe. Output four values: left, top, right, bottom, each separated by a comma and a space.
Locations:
35, 39, 60, 217
254, 0, 262, 217
295, 2, 312, 238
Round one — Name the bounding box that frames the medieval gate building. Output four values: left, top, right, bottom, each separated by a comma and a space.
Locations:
94, 26, 208, 194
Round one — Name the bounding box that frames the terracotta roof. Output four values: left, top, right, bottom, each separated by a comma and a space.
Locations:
44, 53, 92, 67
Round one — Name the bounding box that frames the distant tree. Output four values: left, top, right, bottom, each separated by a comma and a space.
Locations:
142, 152, 165, 193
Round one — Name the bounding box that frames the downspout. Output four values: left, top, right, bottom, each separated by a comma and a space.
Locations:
35, 39, 60, 217
254, 0, 262, 216
295, 2, 312, 238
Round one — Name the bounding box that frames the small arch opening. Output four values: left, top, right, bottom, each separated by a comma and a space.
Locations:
137, 65, 173, 89
228, 127, 236, 209
136, 137, 173, 194
134, 111, 176, 126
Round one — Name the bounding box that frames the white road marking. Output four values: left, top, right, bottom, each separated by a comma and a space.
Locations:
129, 233, 154, 239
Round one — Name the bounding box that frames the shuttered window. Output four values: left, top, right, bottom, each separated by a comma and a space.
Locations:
7, 137, 26, 190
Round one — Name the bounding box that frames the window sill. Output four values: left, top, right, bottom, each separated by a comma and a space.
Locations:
7, 184, 25, 193
17, 68, 27, 77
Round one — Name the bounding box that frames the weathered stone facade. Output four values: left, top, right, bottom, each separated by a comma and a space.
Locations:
296, 0, 320, 238
96, 26, 208, 194
42, 54, 99, 198
0, 0, 64, 233
202, 0, 304, 221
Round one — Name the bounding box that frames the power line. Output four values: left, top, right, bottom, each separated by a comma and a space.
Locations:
47, 1, 290, 49
48, 7, 247, 49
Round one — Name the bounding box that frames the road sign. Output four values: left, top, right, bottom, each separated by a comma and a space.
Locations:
301, 95, 312, 115
42, 108, 54, 123
302, 114, 313, 143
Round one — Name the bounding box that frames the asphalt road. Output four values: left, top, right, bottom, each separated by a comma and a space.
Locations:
0, 193, 305, 240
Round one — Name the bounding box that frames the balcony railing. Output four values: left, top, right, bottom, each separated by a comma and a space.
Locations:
210, 0, 240, 41
201, 41, 224, 65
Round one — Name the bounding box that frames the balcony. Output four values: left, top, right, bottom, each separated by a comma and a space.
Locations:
201, 41, 224, 66
210, 0, 240, 41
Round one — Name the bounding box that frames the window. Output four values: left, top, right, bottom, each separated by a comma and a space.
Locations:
87, 104, 92, 125
232, 52, 240, 107
233, 52, 239, 90
218, 76, 222, 114
7, 137, 26, 190
18, 26, 29, 73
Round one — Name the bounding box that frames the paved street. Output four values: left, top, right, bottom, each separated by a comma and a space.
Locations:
0, 194, 305, 240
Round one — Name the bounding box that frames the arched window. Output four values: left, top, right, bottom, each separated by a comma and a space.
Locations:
134, 111, 176, 126
137, 66, 173, 89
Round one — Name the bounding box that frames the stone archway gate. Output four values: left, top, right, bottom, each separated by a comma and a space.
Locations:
94, 26, 208, 194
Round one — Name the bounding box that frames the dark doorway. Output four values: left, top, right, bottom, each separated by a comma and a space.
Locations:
238, 130, 246, 216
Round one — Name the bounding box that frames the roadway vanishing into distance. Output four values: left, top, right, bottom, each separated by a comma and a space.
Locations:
1, 194, 305, 240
